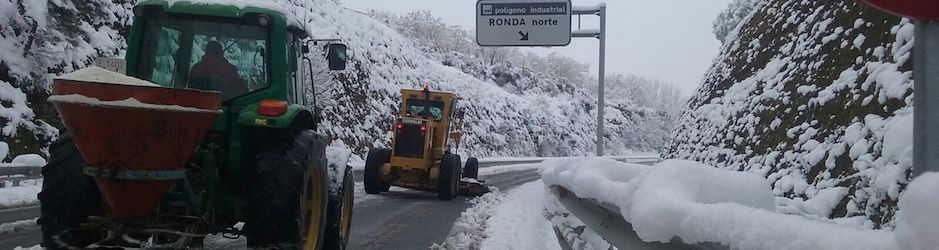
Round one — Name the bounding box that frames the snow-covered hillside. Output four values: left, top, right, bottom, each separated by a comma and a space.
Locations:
304, 4, 676, 157
664, 0, 913, 228
0, 0, 133, 160
1, 0, 676, 160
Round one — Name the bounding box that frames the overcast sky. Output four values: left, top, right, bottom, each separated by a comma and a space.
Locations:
342, 0, 731, 95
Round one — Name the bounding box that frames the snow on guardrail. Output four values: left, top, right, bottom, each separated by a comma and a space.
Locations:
541, 157, 938, 250
0, 164, 43, 188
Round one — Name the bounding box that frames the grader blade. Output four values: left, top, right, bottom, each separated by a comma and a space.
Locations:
459, 178, 491, 197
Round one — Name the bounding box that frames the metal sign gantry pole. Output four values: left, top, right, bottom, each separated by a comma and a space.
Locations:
913, 21, 939, 177
572, 4, 607, 156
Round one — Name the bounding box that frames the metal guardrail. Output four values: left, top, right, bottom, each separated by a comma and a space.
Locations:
0, 165, 43, 188
549, 186, 729, 250
477, 156, 661, 168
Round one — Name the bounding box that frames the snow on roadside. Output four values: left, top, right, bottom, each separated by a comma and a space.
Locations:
0, 217, 37, 235
477, 163, 540, 177
436, 181, 560, 250
433, 188, 504, 250
10, 154, 46, 167
0, 179, 41, 209
479, 181, 559, 250
541, 157, 900, 250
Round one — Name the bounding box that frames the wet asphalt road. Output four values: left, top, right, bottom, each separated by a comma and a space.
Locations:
0, 165, 542, 250
347, 168, 541, 250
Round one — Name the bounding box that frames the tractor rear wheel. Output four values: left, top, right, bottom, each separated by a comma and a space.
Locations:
464, 157, 479, 179
246, 130, 328, 249
37, 133, 104, 250
437, 154, 460, 200
364, 148, 390, 194
324, 164, 354, 249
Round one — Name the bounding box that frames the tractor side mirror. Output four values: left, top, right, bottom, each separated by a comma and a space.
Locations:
326, 43, 347, 70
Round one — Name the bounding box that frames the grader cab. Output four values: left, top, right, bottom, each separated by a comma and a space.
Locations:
364, 85, 489, 200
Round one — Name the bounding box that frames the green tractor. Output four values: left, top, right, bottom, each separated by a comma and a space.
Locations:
38, 0, 355, 249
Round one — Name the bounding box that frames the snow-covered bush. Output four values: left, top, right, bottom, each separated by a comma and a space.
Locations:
666, 0, 913, 228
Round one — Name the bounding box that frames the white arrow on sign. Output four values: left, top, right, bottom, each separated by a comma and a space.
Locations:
476, 0, 572, 46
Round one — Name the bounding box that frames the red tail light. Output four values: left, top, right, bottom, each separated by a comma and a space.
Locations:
396, 123, 403, 129
258, 99, 288, 116
420, 125, 427, 132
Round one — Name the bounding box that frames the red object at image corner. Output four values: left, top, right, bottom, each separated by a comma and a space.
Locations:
861, 0, 939, 21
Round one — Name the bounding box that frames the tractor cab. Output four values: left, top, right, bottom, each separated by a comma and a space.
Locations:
129, 2, 347, 103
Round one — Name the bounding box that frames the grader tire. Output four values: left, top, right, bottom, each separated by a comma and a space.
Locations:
464, 157, 479, 179
364, 148, 390, 194
324, 164, 354, 249
38, 133, 104, 249
247, 130, 328, 249
437, 154, 460, 200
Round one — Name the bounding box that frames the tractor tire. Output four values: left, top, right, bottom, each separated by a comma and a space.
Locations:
437, 154, 460, 200
324, 164, 354, 249
364, 148, 390, 194
37, 133, 104, 250
246, 130, 328, 250
464, 157, 479, 179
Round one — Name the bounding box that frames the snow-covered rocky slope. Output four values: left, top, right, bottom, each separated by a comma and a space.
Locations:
664, 0, 913, 228
1, 0, 672, 161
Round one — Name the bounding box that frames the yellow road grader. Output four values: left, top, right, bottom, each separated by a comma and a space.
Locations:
364, 85, 488, 200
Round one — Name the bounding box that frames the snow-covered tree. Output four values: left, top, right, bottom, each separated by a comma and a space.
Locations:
0, 0, 133, 160
712, 0, 762, 44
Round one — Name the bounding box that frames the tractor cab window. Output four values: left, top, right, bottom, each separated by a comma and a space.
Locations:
136, 14, 270, 101
406, 100, 445, 120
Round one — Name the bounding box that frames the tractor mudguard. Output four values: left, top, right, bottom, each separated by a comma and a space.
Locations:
238, 102, 315, 129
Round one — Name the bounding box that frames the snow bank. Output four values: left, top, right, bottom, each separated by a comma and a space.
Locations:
55, 66, 159, 87
0, 179, 41, 209
0, 217, 37, 235
10, 154, 46, 167
480, 181, 560, 250
438, 181, 560, 250
434, 188, 503, 249
541, 158, 901, 250
477, 163, 541, 177
894, 172, 939, 250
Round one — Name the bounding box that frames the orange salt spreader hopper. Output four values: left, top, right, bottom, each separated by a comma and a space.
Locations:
48, 72, 221, 218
